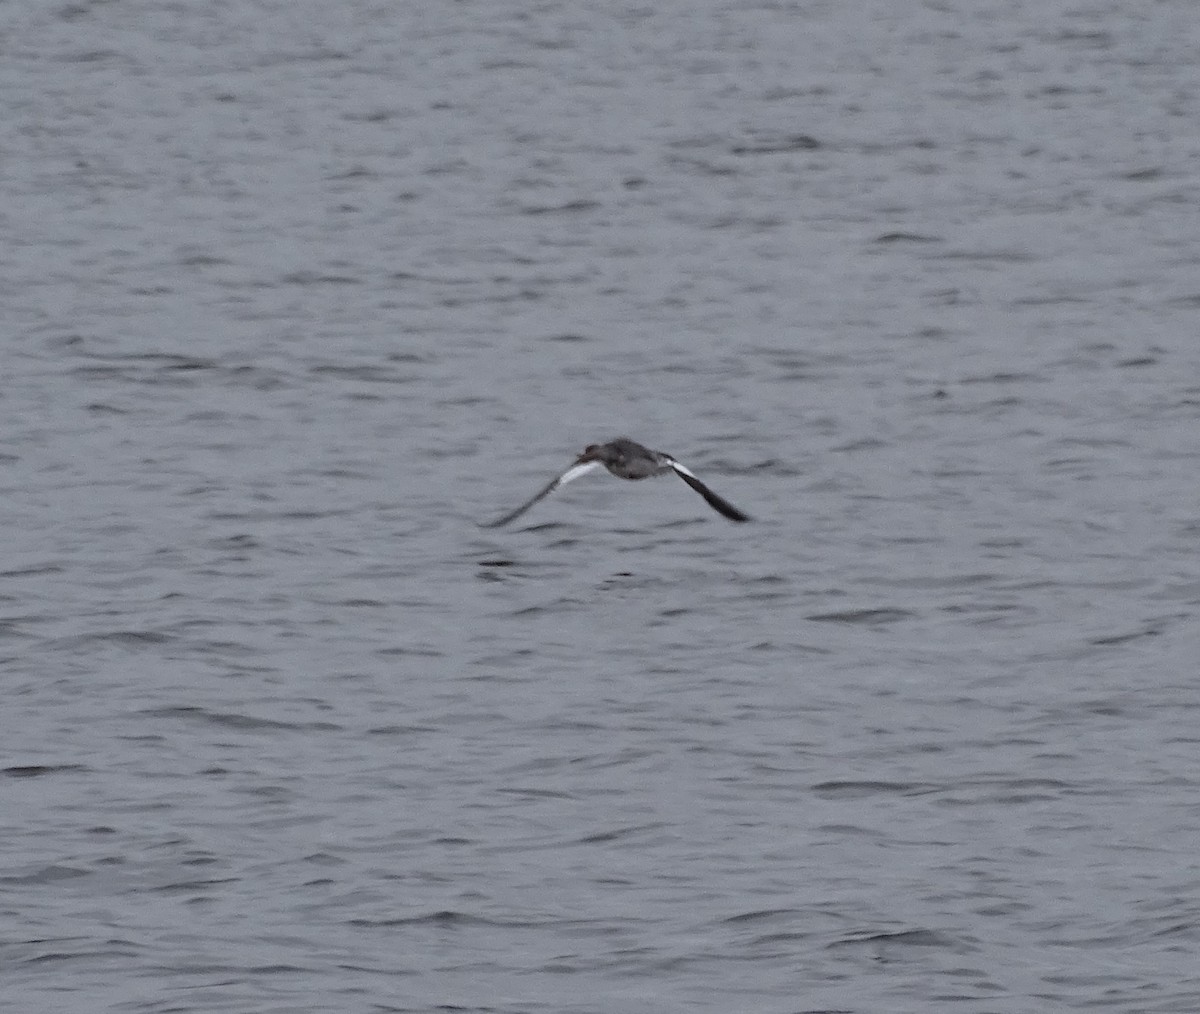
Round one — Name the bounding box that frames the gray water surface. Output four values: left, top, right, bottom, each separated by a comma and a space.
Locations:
4, 2, 1200, 1012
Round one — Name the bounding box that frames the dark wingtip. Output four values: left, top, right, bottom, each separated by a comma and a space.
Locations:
715, 502, 752, 523
673, 469, 752, 523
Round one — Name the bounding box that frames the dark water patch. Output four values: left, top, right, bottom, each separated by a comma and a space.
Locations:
58, 48, 126, 64
139, 705, 340, 733
874, 232, 941, 244
0, 563, 64, 577
831, 436, 887, 453
350, 910, 512, 929
947, 601, 1033, 626
0, 865, 90, 885
934, 248, 1037, 263
747, 640, 832, 655
806, 608, 916, 625
1090, 625, 1161, 646
979, 536, 1030, 549
2, 764, 88, 779
48, 629, 174, 651
923, 286, 968, 305
576, 823, 667, 845
877, 571, 996, 590
723, 907, 801, 925
495, 521, 575, 538
1118, 166, 1164, 181
520, 199, 601, 215
494, 786, 576, 801
782, 1009, 853, 1014
14, 942, 136, 968
390, 268, 477, 284
150, 876, 241, 895
506, 600, 585, 618
69, 364, 212, 387
90, 352, 218, 372
958, 371, 1040, 385
1011, 293, 1088, 306
829, 928, 971, 952
309, 364, 421, 383
177, 251, 234, 268
378, 644, 445, 658
856, 137, 938, 155
366, 723, 439, 736
1049, 28, 1115, 49
1052, 434, 1132, 449
742, 588, 797, 606
206, 533, 262, 551
954, 777, 1076, 804
731, 132, 820, 155
812, 781, 939, 800
280, 270, 361, 286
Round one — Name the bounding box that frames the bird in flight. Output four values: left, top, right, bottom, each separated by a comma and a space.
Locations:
482, 437, 751, 527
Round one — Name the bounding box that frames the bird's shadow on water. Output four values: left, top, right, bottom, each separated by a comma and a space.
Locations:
470, 514, 742, 578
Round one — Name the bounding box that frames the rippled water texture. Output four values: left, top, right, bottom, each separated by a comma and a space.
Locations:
4, 1, 1200, 1011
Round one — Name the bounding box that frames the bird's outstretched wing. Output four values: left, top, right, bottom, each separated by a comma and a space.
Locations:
481, 460, 604, 528
669, 461, 752, 522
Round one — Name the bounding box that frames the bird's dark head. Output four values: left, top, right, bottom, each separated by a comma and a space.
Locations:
577, 443, 604, 463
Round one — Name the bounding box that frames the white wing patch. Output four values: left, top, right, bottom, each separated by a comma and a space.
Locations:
555, 460, 605, 488
666, 458, 699, 481
481, 459, 604, 527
